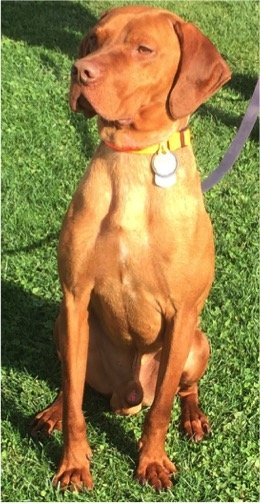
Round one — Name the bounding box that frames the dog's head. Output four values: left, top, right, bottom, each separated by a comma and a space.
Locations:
70, 5, 231, 128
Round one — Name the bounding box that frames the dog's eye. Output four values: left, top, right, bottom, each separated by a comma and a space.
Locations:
137, 45, 153, 54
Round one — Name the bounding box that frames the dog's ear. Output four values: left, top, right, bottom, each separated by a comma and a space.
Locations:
168, 22, 231, 119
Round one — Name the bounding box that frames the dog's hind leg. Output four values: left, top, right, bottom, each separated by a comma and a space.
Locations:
178, 329, 210, 441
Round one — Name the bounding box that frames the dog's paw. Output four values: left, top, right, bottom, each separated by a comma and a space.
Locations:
53, 450, 93, 492
180, 402, 210, 442
136, 451, 177, 491
30, 393, 63, 440
30, 407, 62, 439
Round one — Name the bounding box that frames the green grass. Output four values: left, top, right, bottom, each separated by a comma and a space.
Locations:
2, 0, 259, 501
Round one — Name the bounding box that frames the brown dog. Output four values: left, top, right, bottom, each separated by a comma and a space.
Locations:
31, 5, 231, 492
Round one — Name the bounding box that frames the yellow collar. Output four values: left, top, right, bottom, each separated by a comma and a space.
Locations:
104, 128, 191, 154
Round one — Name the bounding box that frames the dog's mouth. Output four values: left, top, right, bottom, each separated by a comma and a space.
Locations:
70, 88, 96, 118
100, 117, 133, 128
70, 86, 133, 127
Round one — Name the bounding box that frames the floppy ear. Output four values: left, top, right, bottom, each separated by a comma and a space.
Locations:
169, 22, 231, 119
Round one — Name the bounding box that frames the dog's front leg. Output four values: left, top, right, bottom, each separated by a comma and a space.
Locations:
53, 290, 93, 491
136, 308, 197, 490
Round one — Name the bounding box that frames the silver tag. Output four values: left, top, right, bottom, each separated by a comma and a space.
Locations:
151, 151, 177, 188
154, 172, 177, 188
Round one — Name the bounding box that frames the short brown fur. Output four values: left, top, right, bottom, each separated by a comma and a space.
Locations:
31, 5, 231, 491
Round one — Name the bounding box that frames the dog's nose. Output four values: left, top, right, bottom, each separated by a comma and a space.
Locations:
71, 60, 100, 85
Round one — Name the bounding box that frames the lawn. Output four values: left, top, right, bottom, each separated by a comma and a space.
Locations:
1, 1, 259, 501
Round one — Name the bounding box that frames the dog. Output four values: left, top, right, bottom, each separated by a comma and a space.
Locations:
31, 4, 231, 492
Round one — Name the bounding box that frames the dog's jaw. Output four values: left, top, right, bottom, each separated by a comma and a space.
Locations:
70, 81, 136, 128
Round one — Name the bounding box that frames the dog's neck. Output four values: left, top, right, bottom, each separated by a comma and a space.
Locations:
97, 103, 189, 151
97, 112, 192, 190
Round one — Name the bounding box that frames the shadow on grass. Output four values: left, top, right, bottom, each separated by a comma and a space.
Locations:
2, 280, 138, 468
1, 0, 98, 59
3, 232, 60, 256
197, 73, 259, 141
229, 72, 258, 101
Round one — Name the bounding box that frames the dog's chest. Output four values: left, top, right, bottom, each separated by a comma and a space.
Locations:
92, 206, 196, 347
92, 184, 167, 344
89, 152, 212, 346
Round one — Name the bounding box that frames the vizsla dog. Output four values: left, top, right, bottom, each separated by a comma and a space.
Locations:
31, 5, 231, 492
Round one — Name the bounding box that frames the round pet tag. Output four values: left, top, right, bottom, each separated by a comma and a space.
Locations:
152, 151, 177, 177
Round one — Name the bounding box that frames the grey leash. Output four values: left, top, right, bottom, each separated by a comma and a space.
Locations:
202, 78, 259, 193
